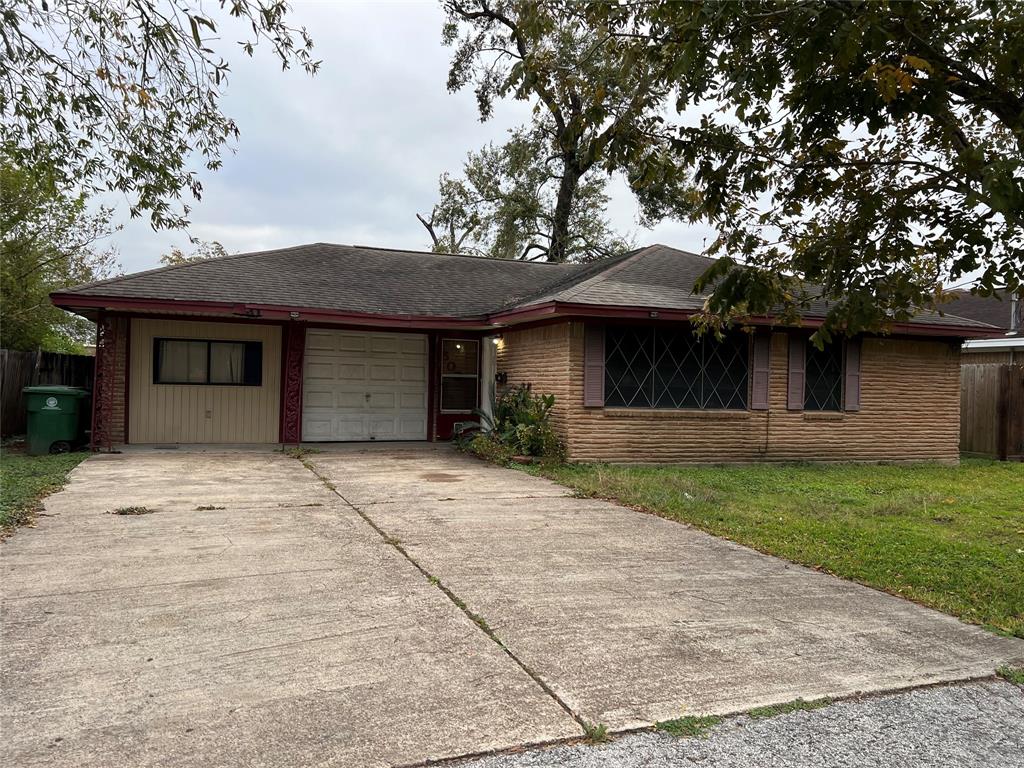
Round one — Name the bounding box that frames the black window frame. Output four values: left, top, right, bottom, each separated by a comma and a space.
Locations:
803, 340, 844, 412
439, 338, 480, 413
152, 338, 263, 386
604, 325, 750, 411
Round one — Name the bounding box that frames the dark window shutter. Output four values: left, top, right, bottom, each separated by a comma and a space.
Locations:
787, 334, 805, 411
751, 334, 771, 410
843, 338, 862, 411
243, 341, 263, 386
583, 324, 605, 407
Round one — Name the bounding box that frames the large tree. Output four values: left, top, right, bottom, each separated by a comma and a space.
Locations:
1, 156, 119, 352
417, 126, 632, 261
442, 0, 666, 262
601, 0, 1024, 338
1, 0, 317, 230
443, 1, 1024, 337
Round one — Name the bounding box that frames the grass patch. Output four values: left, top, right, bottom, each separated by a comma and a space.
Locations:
747, 697, 831, 719
282, 446, 320, 459
111, 506, 156, 516
0, 447, 88, 532
582, 722, 609, 743
997, 666, 1024, 686
535, 459, 1024, 638
656, 714, 722, 738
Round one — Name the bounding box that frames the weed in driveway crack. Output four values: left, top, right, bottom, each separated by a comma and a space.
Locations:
110, 506, 156, 516
289, 451, 592, 737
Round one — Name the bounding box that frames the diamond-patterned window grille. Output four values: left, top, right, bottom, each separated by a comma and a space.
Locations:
604, 326, 748, 410
804, 342, 843, 411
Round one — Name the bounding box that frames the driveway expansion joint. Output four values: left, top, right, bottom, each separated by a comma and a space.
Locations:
293, 454, 591, 737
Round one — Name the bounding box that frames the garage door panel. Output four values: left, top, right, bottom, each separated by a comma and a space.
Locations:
400, 336, 427, 355
303, 390, 334, 409
369, 364, 397, 381
305, 362, 334, 380
302, 331, 428, 442
401, 365, 425, 382
337, 334, 368, 352
302, 418, 334, 439
337, 363, 368, 380
399, 391, 425, 409
370, 336, 400, 354
368, 392, 396, 409
400, 417, 427, 435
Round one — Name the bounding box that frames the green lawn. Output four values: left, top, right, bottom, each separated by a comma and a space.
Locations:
1, 447, 88, 533
534, 459, 1024, 638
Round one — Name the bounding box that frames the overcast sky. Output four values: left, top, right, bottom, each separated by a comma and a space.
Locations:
104, 0, 713, 274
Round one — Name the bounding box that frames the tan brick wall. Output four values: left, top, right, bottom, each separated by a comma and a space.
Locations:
495, 323, 572, 442
498, 320, 961, 464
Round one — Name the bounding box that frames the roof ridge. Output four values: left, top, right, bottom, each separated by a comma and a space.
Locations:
550, 244, 677, 303
349, 243, 570, 266
497, 247, 648, 310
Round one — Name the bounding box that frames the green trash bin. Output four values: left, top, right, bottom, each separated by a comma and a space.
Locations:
23, 386, 90, 455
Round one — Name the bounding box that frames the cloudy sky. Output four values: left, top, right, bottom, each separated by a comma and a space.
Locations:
105, 0, 713, 274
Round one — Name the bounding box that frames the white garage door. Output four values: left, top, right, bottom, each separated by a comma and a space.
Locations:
302, 329, 428, 441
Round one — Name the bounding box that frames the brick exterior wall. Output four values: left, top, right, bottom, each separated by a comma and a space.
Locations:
497, 320, 961, 464
110, 315, 128, 443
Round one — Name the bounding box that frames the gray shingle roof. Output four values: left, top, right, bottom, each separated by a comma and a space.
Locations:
517, 244, 996, 330
57, 241, 996, 331
945, 289, 1021, 334
59, 243, 580, 318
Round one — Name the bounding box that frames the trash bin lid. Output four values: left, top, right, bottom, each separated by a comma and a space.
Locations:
22, 385, 90, 396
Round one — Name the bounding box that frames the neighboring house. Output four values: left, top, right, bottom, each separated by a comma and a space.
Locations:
51, 243, 1000, 463
948, 288, 1024, 365
948, 288, 1024, 460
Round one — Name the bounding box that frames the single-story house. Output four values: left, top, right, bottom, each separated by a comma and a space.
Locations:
51, 243, 1001, 463
947, 288, 1023, 365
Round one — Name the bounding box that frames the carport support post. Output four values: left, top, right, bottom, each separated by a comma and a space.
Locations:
280, 322, 306, 444
91, 312, 118, 452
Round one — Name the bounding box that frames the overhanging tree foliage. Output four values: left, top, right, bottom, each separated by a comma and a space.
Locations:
600, 0, 1024, 338
442, 1, 1023, 337
417, 126, 632, 261
1, 155, 119, 352
1, 0, 317, 230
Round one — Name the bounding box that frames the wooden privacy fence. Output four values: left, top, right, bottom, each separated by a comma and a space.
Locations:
960, 363, 1024, 461
0, 349, 95, 437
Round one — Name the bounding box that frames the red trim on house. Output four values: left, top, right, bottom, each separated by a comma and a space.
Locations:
279, 322, 306, 444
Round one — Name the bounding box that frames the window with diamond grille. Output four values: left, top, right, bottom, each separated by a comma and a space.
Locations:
804, 342, 843, 411
604, 326, 749, 410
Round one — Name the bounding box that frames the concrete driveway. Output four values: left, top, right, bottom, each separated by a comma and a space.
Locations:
3, 445, 1022, 767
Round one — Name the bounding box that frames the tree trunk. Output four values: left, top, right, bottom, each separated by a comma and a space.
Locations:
547, 163, 583, 263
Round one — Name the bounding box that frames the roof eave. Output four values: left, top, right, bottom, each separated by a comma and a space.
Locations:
488, 301, 1003, 338
49, 293, 490, 329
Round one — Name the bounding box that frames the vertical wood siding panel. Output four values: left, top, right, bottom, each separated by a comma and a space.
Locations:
128, 318, 281, 443
583, 323, 605, 407
787, 334, 806, 411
